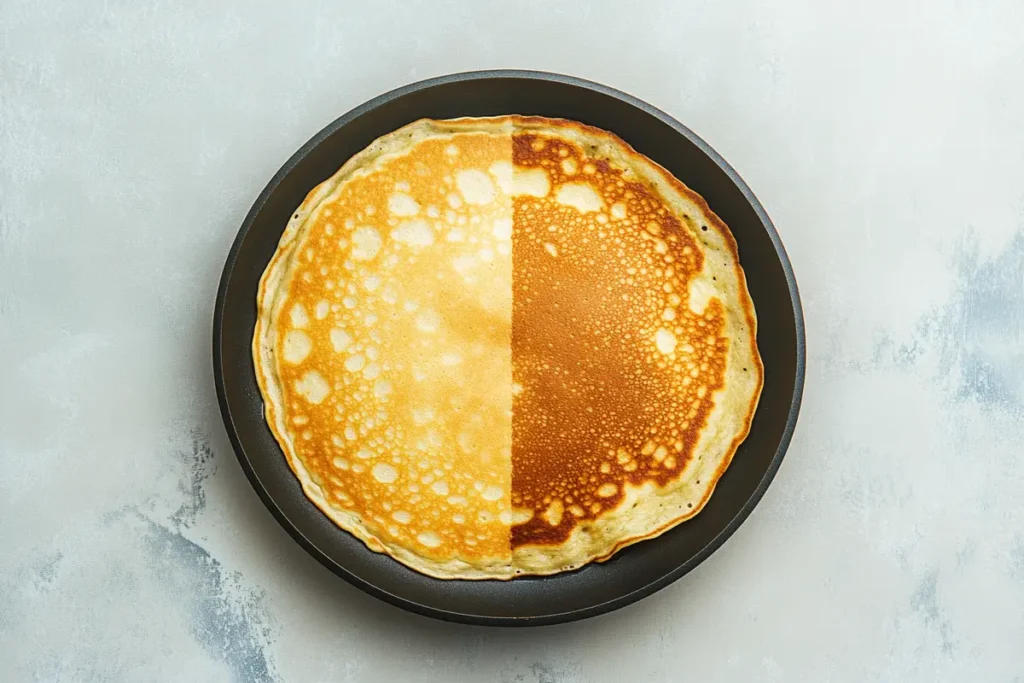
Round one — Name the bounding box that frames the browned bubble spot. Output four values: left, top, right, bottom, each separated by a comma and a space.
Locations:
510, 132, 728, 549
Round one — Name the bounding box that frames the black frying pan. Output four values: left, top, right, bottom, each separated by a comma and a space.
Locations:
213, 70, 805, 626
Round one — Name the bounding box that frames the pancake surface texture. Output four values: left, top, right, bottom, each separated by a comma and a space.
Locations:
254, 116, 762, 579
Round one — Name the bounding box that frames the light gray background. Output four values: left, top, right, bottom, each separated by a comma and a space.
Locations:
2, 1, 1023, 681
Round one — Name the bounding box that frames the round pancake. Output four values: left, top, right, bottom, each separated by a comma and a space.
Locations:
253, 116, 762, 579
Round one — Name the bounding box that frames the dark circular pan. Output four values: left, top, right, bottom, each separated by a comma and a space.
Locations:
213, 70, 805, 626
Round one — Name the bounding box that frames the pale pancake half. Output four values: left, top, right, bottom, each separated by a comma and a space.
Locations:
253, 116, 762, 579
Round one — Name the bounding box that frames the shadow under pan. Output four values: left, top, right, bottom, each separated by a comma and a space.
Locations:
213, 70, 805, 626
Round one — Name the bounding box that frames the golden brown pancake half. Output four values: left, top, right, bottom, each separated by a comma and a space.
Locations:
253, 116, 762, 579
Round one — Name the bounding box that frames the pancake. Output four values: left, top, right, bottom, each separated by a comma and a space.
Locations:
253, 116, 762, 579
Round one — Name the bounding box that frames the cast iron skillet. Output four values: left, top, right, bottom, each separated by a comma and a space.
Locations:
213, 70, 805, 626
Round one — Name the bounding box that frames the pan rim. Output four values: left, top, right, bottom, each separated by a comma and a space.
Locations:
213, 69, 805, 626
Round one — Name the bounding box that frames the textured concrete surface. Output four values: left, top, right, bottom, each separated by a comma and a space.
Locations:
2, 1, 1023, 681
